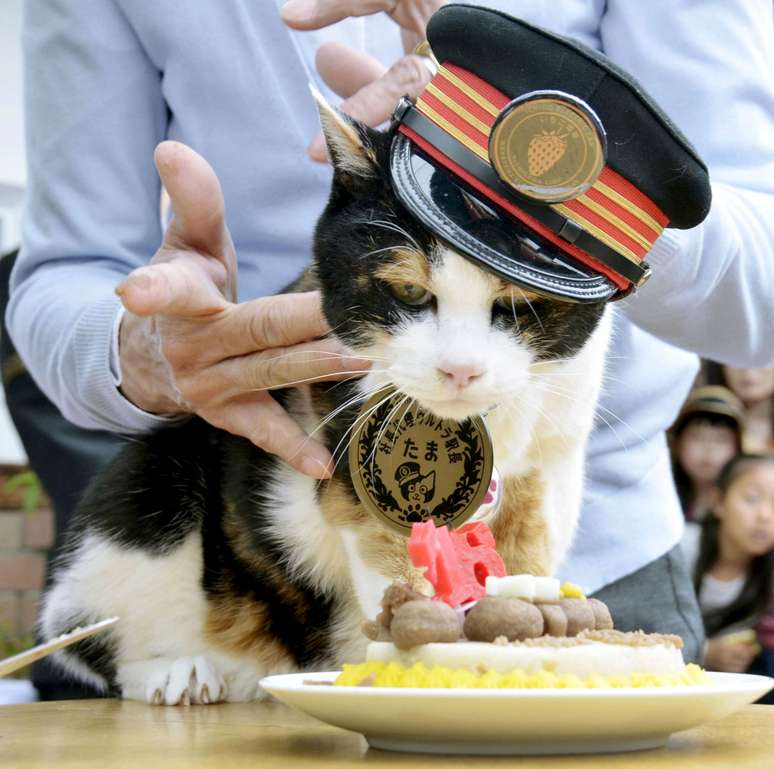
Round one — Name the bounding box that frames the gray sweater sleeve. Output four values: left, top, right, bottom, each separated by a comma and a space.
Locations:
602, 0, 774, 366
5, 0, 174, 432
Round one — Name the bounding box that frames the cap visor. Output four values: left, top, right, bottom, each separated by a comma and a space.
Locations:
390, 133, 617, 303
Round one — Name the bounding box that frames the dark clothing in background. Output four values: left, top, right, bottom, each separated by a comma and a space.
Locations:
1, 250, 124, 699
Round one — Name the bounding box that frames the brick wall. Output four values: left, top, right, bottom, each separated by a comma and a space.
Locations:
0, 467, 53, 642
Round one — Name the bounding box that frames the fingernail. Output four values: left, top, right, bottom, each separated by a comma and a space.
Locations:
307, 134, 329, 163
343, 356, 371, 372
127, 271, 152, 293
281, 0, 315, 23
301, 456, 332, 480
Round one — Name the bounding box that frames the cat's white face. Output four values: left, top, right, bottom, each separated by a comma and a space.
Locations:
368, 248, 534, 422
312, 93, 607, 431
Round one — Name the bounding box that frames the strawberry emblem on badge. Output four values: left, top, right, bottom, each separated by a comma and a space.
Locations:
527, 130, 568, 178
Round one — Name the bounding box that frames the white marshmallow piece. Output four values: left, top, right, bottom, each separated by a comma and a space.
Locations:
533, 577, 561, 603
494, 575, 536, 601
485, 576, 501, 597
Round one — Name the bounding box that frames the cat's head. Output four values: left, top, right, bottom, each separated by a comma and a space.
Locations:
312, 96, 606, 423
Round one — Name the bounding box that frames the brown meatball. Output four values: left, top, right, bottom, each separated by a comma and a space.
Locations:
536, 603, 568, 636
464, 597, 544, 642
362, 619, 392, 642
587, 598, 615, 631
559, 598, 596, 636
390, 600, 462, 650
377, 582, 428, 627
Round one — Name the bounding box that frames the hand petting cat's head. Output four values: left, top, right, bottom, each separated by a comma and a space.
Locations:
312, 96, 606, 423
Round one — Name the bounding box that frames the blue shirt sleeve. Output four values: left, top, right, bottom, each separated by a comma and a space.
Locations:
6, 0, 174, 431
602, 0, 774, 366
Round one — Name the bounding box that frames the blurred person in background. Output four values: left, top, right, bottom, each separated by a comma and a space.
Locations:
681, 454, 774, 700
670, 387, 744, 521
705, 362, 774, 454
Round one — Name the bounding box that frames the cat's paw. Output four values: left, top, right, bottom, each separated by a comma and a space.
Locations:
119, 656, 226, 705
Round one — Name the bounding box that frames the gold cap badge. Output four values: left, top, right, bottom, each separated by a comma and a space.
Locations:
489, 91, 606, 204
349, 390, 494, 536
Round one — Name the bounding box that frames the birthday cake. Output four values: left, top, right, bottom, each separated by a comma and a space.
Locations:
335, 523, 706, 689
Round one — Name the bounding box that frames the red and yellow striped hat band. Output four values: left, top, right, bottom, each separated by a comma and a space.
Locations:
396, 63, 669, 291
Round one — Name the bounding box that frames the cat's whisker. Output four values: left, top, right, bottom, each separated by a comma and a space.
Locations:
235, 369, 382, 395
517, 286, 545, 334
304, 381, 390, 442
325, 386, 396, 480
537, 382, 640, 450
360, 244, 410, 260
294, 383, 396, 485
538, 378, 642, 439
388, 395, 415, 456
498, 399, 552, 464
326, 397, 396, 484
510, 293, 522, 335
531, 366, 628, 389
367, 393, 411, 478
509, 397, 573, 451
256, 349, 389, 363
355, 217, 422, 254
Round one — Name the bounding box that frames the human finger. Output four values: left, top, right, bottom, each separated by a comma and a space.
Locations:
115, 258, 229, 318
217, 291, 336, 357
315, 42, 386, 99
217, 337, 370, 396
281, 0, 396, 31
154, 142, 230, 255
308, 53, 431, 161
282, 0, 443, 38
207, 394, 334, 478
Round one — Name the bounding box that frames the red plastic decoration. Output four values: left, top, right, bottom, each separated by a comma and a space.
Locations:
408, 520, 506, 607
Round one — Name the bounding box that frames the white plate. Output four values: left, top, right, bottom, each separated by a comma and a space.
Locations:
260, 671, 773, 755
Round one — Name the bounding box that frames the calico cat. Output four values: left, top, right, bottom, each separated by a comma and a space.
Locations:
40, 96, 610, 704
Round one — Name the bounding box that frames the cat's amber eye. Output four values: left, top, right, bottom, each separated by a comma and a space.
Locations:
391, 282, 433, 307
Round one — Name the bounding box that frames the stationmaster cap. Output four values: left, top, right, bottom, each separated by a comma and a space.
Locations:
390, 4, 712, 302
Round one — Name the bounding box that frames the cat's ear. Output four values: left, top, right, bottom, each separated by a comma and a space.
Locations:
310, 85, 377, 178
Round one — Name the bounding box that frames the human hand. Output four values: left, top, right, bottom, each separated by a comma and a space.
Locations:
704, 637, 760, 673
115, 141, 368, 479
280, 0, 444, 161
281, 0, 444, 48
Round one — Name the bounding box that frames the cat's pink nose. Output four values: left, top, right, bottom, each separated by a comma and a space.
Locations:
437, 361, 486, 388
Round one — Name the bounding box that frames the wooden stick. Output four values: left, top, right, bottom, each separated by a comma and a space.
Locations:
0, 617, 119, 679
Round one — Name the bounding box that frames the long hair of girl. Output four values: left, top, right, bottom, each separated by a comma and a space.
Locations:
694, 453, 774, 637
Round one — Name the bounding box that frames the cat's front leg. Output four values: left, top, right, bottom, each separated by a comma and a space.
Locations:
339, 527, 394, 620
489, 470, 552, 576
118, 656, 227, 705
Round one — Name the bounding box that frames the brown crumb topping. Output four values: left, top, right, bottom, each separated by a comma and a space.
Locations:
515, 636, 589, 648
579, 629, 684, 649
482, 630, 683, 649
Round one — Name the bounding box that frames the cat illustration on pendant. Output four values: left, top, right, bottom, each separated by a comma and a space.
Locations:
395, 461, 438, 522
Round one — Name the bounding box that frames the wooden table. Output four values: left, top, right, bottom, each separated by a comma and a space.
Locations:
1, 700, 772, 768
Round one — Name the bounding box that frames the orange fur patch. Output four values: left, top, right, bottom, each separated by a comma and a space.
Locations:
319, 479, 429, 594
203, 504, 302, 666
493, 280, 545, 305
375, 248, 432, 290
205, 593, 292, 668
287, 265, 321, 293
490, 472, 551, 576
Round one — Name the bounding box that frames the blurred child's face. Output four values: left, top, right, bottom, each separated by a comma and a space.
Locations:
723, 364, 774, 404
676, 421, 738, 484
716, 463, 774, 557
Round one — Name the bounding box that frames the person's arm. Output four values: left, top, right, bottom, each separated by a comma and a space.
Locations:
7, 1, 368, 476
6, 0, 169, 432
601, 0, 774, 367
